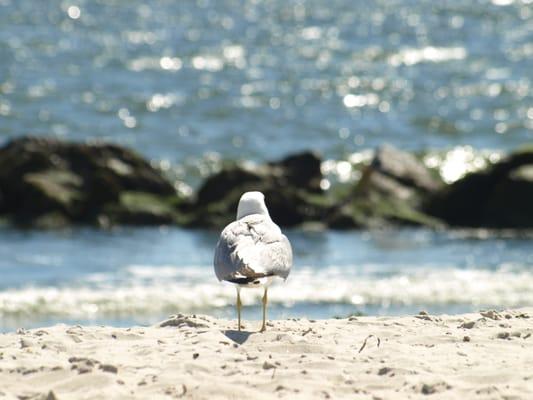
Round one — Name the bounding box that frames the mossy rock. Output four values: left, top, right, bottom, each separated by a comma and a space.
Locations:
425, 149, 533, 228
23, 170, 83, 210
327, 145, 443, 229
328, 193, 442, 229
105, 191, 183, 225
0, 137, 183, 228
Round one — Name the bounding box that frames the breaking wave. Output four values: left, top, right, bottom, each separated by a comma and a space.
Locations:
1, 264, 532, 319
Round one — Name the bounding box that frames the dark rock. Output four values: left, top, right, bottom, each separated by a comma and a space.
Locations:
105, 191, 181, 225
195, 165, 264, 207
0, 136, 182, 227
268, 151, 323, 193
190, 151, 326, 228
327, 145, 442, 229
371, 145, 441, 194
483, 164, 533, 228
425, 148, 533, 228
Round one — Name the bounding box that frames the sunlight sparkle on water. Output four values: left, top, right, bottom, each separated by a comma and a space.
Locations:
491, 0, 515, 5
146, 93, 183, 112
67, 5, 80, 20
424, 147, 502, 184
160, 57, 182, 71
389, 47, 467, 66
192, 55, 224, 72
343, 93, 379, 108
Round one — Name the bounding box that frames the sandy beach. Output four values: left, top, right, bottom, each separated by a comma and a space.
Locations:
1, 308, 532, 400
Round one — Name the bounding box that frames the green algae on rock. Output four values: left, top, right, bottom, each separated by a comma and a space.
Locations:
0, 137, 185, 228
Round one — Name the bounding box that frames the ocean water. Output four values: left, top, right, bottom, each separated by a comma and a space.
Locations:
1, 227, 532, 332
0, 0, 532, 331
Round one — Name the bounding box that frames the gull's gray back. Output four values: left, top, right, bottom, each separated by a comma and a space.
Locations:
214, 214, 292, 282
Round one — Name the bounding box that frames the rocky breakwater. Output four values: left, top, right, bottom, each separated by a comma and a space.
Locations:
0, 137, 184, 228
0, 136, 532, 230
0, 137, 328, 229
188, 151, 327, 228
186, 145, 450, 230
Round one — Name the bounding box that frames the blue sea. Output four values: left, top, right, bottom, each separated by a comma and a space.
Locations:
0, 0, 532, 332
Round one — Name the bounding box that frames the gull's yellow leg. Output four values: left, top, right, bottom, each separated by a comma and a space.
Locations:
236, 287, 242, 331
260, 288, 268, 332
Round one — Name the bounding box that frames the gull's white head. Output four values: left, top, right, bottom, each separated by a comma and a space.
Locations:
236, 191, 270, 220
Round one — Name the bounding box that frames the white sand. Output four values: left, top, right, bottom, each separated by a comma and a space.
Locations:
1, 309, 532, 399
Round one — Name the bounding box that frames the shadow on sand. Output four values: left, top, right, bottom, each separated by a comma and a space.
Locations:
222, 330, 255, 345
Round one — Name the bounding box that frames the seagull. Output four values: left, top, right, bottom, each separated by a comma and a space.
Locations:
214, 191, 292, 332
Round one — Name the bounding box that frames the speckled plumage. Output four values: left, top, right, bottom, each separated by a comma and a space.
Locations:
214, 213, 292, 284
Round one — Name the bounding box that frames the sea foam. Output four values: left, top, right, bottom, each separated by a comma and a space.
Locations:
1, 264, 532, 319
